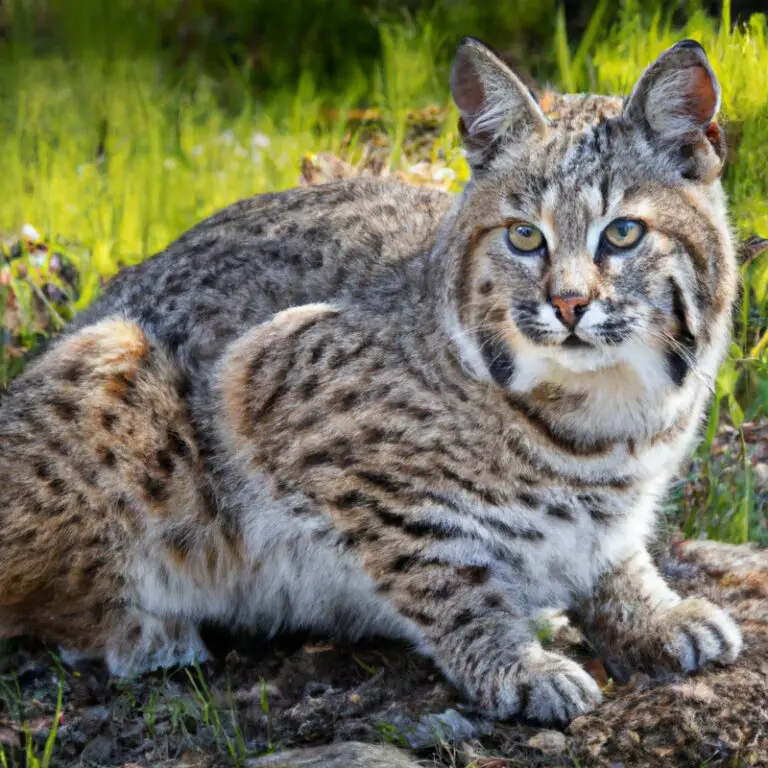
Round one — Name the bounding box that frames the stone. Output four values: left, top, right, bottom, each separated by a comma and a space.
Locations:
246, 741, 421, 768
526, 729, 568, 755
380, 708, 482, 750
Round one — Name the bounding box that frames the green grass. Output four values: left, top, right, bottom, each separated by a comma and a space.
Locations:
186, 662, 251, 766
0, 654, 266, 768
0, 669, 63, 768
1, 2, 767, 542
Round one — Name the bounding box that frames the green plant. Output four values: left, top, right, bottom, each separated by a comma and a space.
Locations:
257, 678, 273, 754
186, 662, 249, 766
143, 690, 160, 738
0, 675, 64, 768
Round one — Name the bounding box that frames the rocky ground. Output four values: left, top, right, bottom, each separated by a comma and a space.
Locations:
0, 539, 766, 768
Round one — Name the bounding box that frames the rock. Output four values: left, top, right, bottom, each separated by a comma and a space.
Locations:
15, 659, 49, 685
525, 729, 568, 754
80, 705, 111, 729
116, 721, 145, 748
565, 540, 768, 767
82, 734, 113, 763
245, 741, 421, 767
381, 708, 482, 749
673, 539, 768, 576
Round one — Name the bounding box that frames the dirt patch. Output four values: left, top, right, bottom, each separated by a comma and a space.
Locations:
0, 539, 766, 767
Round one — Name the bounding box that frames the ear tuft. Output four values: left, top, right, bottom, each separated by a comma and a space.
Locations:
450, 38, 547, 172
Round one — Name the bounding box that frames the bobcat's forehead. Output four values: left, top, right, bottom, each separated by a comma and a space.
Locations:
538, 92, 624, 129
490, 107, 672, 197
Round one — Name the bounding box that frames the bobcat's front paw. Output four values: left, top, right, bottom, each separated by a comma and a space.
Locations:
657, 598, 742, 672
492, 649, 602, 725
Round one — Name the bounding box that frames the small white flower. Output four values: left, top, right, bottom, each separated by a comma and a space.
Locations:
234, 144, 249, 158
218, 129, 236, 145
191, 144, 204, 157
22, 224, 41, 241
30, 249, 47, 267
432, 167, 456, 182
251, 132, 271, 148
163, 157, 177, 170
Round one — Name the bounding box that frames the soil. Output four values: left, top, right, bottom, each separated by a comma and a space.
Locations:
0, 539, 766, 768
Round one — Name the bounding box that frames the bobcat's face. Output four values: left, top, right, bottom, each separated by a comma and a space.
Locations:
448, 39, 737, 400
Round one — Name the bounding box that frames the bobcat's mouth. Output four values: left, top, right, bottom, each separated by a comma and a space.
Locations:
562, 334, 592, 349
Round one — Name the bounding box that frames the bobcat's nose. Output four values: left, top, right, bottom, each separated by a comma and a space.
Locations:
550, 294, 590, 329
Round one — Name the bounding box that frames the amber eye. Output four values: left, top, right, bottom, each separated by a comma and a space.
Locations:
506, 222, 545, 254
602, 218, 645, 250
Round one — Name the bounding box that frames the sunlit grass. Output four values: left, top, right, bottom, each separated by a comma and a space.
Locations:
3, 60, 334, 281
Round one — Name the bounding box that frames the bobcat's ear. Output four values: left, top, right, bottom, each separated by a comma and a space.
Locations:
624, 40, 725, 182
451, 37, 548, 172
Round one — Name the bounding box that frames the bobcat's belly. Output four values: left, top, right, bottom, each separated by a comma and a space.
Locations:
133, 491, 419, 644
237, 534, 419, 641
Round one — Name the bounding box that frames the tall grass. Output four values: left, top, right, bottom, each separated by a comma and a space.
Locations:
1, 2, 767, 541
1, 58, 335, 283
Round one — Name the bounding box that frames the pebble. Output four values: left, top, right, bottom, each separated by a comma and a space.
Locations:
246, 741, 420, 767
526, 729, 568, 754
382, 708, 483, 749
82, 734, 114, 763
80, 706, 111, 728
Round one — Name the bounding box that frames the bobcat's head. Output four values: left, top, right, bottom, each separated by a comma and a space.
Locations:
443, 38, 737, 438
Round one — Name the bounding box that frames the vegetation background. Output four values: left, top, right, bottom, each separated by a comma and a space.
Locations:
0, 0, 766, 547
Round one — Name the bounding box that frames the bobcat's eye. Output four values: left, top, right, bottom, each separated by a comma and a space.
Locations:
506, 222, 545, 254
602, 219, 645, 250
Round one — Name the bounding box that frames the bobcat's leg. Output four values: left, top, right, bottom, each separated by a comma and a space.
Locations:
59, 610, 208, 677
364, 554, 603, 724
217, 305, 602, 724
570, 548, 742, 681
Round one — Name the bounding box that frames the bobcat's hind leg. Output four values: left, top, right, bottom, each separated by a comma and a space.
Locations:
100, 609, 209, 678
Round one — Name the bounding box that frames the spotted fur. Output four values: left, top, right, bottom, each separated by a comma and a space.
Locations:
0, 39, 741, 724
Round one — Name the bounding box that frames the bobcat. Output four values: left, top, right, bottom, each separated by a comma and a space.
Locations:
0, 38, 741, 724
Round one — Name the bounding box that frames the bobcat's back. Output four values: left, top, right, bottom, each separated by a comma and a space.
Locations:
72, 179, 451, 376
